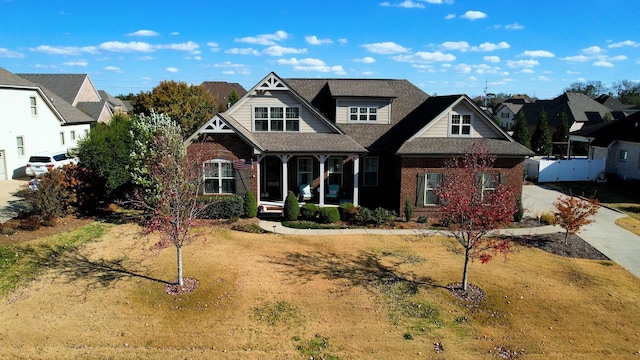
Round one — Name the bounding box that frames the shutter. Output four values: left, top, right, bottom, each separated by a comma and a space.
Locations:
235, 169, 249, 195
416, 173, 426, 207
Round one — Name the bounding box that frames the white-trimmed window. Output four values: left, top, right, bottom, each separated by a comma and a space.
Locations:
203, 160, 235, 194
70, 130, 76, 140
328, 157, 343, 186
480, 173, 499, 201
363, 157, 378, 186
30, 96, 37, 116
254, 106, 300, 132
60, 132, 65, 145
16, 136, 25, 156
424, 173, 442, 205
349, 106, 378, 122
451, 113, 472, 136
619, 149, 628, 162
297, 157, 313, 186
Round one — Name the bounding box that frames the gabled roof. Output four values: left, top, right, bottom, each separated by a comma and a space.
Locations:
521, 92, 612, 131
572, 111, 640, 147
76, 100, 112, 122
286, 77, 430, 148
397, 138, 534, 156
496, 101, 524, 115
98, 90, 127, 109
17, 73, 98, 105
0, 67, 94, 124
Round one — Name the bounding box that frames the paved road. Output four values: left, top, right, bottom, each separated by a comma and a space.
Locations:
1, 180, 638, 278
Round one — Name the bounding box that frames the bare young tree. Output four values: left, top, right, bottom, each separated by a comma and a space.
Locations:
435, 143, 517, 292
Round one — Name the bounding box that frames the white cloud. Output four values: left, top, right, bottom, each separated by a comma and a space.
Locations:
207, 42, 220, 52
454, 63, 471, 73
561, 55, 589, 62
138, 56, 155, 61
593, 61, 613, 67
460, 10, 487, 20
222, 70, 235, 75
471, 41, 510, 52
424, 0, 454, 3
381, 1, 426, 9
105, 66, 123, 73
484, 55, 500, 63
225, 48, 261, 56
362, 41, 410, 54
170, 32, 180, 36
392, 51, 456, 63
445, 13, 456, 19
156, 41, 200, 52
338, 38, 348, 44
506, 59, 539, 68
566, 70, 580, 75
126, 30, 159, 37
263, 46, 307, 56
520, 68, 534, 74
520, 50, 555, 58
505, 23, 524, 30
212, 61, 251, 75
353, 56, 376, 63
440, 41, 470, 52
166, 67, 179, 73
582, 46, 602, 54
0, 48, 25, 58
235, 30, 288, 46
537, 76, 551, 81
31, 45, 99, 55
609, 55, 628, 61
99, 41, 154, 52
305, 35, 334, 45
62, 61, 87, 66
608, 40, 640, 48
278, 57, 346, 75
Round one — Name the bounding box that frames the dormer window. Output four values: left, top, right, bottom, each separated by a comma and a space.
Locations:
450, 113, 472, 136
349, 106, 378, 122
254, 106, 300, 132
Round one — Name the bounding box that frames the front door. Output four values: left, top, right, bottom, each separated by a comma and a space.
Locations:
262, 157, 281, 201
0, 150, 6, 180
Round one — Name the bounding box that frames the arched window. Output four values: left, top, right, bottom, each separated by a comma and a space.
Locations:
203, 159, 235, 194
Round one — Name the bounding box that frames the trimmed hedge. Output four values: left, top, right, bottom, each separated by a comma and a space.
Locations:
283, 191, 299, 221
300, 203, 319, 219
319, 207, 340, 224
244, 190, 258, 218
197, 195, 244, 219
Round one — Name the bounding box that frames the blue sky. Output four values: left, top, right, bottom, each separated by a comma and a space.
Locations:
1, 0, 639, 100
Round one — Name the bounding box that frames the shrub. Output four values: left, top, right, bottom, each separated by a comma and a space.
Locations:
404, 196, 413, 222
373, 207, 397, 226
338, 202, 357, 221
319, 207, 340, 224
283, 191, 299, 221
300, 203, 319, 220
23, 168, 69, 221
197, 195, 244, 219
416, 215, 428, 224
353, 207, 373, 225
539, 212, 556, 225
19, 216, 41, 231
513, 196, 524, 222
244, 190, 258, 218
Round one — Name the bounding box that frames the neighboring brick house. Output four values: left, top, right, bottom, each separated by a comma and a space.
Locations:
18, 73, 113, 123
200, 81, 247, 113
187, 72, 532, 215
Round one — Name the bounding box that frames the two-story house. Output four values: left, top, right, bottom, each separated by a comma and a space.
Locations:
0, 68, 95, 180
187, 72, 532, 215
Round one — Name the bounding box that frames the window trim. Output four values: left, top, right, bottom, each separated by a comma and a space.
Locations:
16, 136, 25, 157
363, 157, 379, 186
327, 157, 343, 187
297, 157, 313, 186
423, 173, 442, 206
253, 105, 300, 132
619, 149, 628, 162
203, 159, 235, 195
450, 112, 472, 136
349, 106, 378, 122
480, 172, 500, 202
60, 132, 65, 146
30, 96, 38, 116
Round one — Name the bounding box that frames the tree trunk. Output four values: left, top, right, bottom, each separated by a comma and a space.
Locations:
462, 246, 471, 292
176, 245, 184, 287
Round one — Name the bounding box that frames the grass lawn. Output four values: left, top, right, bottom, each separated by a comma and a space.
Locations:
0, 222, 638, 359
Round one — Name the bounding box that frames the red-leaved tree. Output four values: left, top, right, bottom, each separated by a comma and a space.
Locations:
434, 143, 517, 292
554, 193, 600, 244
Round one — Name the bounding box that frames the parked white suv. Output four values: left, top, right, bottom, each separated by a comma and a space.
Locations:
25, 151, 78, 177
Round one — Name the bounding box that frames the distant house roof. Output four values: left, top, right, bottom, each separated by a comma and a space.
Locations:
17, 73, 97, 106
98, 90, 130, 112
327, 79, 397, 98
520, 92, 613, 132
200, 81, 247, 103
572, 111, 640, 147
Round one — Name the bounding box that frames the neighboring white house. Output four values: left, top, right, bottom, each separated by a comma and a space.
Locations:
0, 67, 95, 180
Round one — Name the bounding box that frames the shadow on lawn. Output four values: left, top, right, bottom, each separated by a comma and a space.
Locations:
269, 250, 443, 292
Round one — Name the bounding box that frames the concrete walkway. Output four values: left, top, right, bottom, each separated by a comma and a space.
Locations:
0, 179, 29, 223
259, 184, 640, 279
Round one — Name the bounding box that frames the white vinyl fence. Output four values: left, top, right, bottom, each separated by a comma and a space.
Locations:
525, 158, 606, 182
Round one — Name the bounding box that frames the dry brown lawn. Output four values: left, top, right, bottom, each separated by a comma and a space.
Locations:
0, 223, 638, 359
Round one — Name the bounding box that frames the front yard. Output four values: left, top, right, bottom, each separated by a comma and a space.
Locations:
0, 221, 638, 359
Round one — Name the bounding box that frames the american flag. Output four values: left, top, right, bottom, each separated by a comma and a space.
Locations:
232, 159, 253, 170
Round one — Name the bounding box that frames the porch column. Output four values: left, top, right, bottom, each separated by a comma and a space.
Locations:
256, 155, 264, 205
279, 155, 291, 202
353, 155, 360, 207
316, 155, 328, 206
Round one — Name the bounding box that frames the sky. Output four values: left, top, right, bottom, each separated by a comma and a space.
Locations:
1, 0, 639, 100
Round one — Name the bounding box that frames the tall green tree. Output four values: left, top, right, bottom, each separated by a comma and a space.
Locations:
531, 109, 552, 156
552, 112, 570, 157
132, 81, 217, 137
228, 89, 240, 107
511, 112, 531, 149
565, 81, 608, 98
76, 113, 135, 195
613, 80, 640, 105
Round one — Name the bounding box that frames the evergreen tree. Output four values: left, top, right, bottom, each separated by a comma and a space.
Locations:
531, 109, 552, 156
511, 112, 531, 149
552, 112, 570, 157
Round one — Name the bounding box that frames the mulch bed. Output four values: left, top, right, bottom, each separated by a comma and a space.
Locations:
511, 232, 609, 260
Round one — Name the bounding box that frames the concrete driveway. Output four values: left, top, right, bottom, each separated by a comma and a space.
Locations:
522, 184, 640, 278
0, 179, 30, 223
